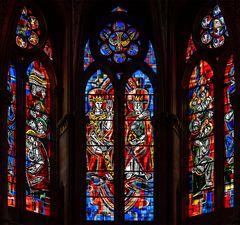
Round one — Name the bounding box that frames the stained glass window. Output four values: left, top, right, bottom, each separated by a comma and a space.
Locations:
85, 70, 114, 221
200, 5, 228, 49
43, 39, 53, 61
25, 60, 51, 216
98, 21, 140, 63
84, 40, 94, 71
16, 6, 41, 49
224, 56, 235, 208
188, 60, 214, 216
124, 70, 154, 221
7, 65, 17, 207
186, 35, 197, 62
144, 42, 157, 73
7, 2, 54, 219
83, 6, 156, 222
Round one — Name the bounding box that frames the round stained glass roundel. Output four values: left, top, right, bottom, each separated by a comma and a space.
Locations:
200, 5, 228, 49
16, 7, 41, 49
99, 21, 140, 64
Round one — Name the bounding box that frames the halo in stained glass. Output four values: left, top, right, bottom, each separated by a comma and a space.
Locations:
199, 4, 228, 49
16, 6, 41, 49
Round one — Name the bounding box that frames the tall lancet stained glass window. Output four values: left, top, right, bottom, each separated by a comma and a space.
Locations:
7, 65, 17, 207
224, 56, 235, 208
26, 60, 51, 216
185, 2, 236, 217
83, 6, 157, 222
124, 71, 154, 221
7, 4, 54, 217
16, 6, 41, 49
188, 61, 214, 216
85, 70, 115, 221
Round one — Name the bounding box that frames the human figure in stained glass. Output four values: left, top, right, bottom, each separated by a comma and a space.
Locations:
191, 138, 213, 195
125, 88, 152, 179
224, 79, 235, 164
86, 88, 114, 218
87, 88, 113, 159
26, 135, 50, 193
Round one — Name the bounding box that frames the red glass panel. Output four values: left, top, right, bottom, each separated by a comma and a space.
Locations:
186, 34, 197, 62
85, 70, 114, 221
25, 60, 51, 216
124, 71, 154, 221
188, 61, 214, 216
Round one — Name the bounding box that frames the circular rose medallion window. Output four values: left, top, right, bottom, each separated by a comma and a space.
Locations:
200, 5, 228, 49
16, 7, 41, 49
98, 21, 140, 64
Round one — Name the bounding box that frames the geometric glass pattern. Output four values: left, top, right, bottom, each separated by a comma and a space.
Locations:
85, 70, 114, 221
200, 5, 228, 49
186, 34, 197, 62
124, 70, 154, 221
224, 55, 235, 208
188, 61, 215, 216
7, 65, 17, 207
84, 40, 94, 71
25, 60, 51, 216
16, 6, 41, 49
144, 41, 157, 73
98, 20, 140, 63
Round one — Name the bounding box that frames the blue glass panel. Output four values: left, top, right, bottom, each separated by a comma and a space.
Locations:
84, 40, 95, 71
113, 53, 126, 63
144, 42, 157, 73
